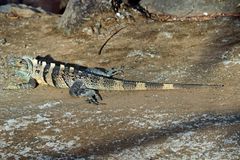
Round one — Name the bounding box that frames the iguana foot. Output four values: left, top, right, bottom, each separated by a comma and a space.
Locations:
69, 80, 102, 105
85, 90, 102, 105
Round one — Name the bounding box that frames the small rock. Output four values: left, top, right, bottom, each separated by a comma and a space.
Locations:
203, 12, 208, 16
82, 27, 94, 35
0, 38, 7, 45
116, 12, 125, 19
98, 59, 110, 64
92, 21, 102, 35
162, 32, 173, 39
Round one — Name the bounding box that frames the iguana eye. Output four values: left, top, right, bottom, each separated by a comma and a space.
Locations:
19, 59, 27, 65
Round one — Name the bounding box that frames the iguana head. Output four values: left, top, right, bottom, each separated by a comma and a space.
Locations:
8, 56, 34, 81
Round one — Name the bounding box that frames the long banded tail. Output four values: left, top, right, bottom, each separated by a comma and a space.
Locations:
83, 76, 224, 91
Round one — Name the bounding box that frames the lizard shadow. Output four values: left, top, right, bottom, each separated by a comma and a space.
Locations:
63, 111, 240, 158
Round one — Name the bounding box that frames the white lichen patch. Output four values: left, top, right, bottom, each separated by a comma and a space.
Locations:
159, 31, 174, 39
45, 140, 77, 153
38, 135, 56, 141
106, 129, 240, 160
223, 60, 240, 66
63, 112, 76, 118
1, 113, 52, 133
37, 101, 62, 109
127, 50, 160, 58
2, 118, 34, 132
0, 139, 9, 148
35, 114, 51, 123
125, 110, 172, 129
17, 147, 31, 155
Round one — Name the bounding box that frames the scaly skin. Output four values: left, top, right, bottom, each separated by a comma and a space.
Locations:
6, 55, 223, 104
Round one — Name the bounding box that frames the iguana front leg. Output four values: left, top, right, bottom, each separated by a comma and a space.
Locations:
69, 80, 102, 105
4, 78, 38, 90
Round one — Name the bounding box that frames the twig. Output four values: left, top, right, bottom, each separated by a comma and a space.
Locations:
98, 26, 127, 55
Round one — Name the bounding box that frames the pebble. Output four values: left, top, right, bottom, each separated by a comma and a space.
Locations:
0, 38, 7, 45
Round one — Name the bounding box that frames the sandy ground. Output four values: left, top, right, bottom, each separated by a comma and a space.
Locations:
0, 10, 240, 159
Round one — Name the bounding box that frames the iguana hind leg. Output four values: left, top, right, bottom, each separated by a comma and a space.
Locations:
69, 80, 102, 105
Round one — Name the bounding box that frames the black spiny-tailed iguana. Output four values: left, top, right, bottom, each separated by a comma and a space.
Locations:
6, 55, 223, 104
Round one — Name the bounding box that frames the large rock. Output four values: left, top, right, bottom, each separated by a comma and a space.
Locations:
58, 0, 240, 32
22, 0, 69, 13
0, 0, 69, 13
141, 0, 240, 16
0, 4, 46, 17
58, 0, 109, 31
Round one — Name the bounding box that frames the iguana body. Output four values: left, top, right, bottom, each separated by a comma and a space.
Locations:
7, 55, 223, 104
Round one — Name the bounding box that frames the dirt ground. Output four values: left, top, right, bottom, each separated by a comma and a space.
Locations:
0, 10, 240, 159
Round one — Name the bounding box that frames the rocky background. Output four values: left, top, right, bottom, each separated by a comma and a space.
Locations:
1, 0, 239, 15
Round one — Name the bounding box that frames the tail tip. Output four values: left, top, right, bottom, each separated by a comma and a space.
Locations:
214, 84, 224, 87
